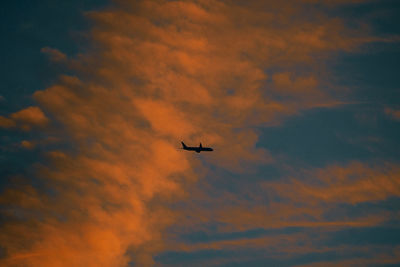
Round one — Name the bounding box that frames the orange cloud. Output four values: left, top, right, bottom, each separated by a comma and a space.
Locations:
0, 0, 386, 266
41, 47, 67, 62
20, 140, 36, 149
0, 115, 16, 128
384, 107, 400, 120
0, 106, 48, 131
11, 106, 49, 130
273, 72, 318, 94
268, 162, 400, 204
153, 161, 399, 266
134, 99, 197, 138
295, 246, 400, 267
192, 162, 399, 233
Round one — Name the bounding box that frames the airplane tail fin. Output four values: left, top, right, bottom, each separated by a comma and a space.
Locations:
181, 142, 187, 149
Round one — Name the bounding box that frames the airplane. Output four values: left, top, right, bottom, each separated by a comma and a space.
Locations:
181, 141, 213, 153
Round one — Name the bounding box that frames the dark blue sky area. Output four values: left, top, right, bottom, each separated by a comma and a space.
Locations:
259, 36, 400, 169
0, 0, 109, 113
259, 104, 400, 168
0, 0, 109, 187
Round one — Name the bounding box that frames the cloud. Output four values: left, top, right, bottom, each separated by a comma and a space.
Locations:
20, 140, 36, 149
384, 107, 400, 121
154, 161, 399, 266
10, 107, 48, 128
0, 116, 16, 128
294, 246, 400, 267
272, 72, 318, 95
0, 0, 390, 266
268, 162, 400, 204
199, 162, 399, 232
41, 47, 67, 62
0, 106, 48, 131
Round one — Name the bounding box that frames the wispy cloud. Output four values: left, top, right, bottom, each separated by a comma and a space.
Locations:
0, 0, 394, 266
158, 161, 399, 266
267, 162, 400, 204
0, 106, 48, 130
384, 107, 400, 121
41, 47, 67, 62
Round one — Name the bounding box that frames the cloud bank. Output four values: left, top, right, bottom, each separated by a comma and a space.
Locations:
0, 0, 394, 266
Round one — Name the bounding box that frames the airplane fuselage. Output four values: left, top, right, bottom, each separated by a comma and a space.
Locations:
181, 142, 213, 153
184, 147, 213, 153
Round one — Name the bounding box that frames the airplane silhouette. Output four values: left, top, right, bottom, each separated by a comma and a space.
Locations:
181, 142, 213, 153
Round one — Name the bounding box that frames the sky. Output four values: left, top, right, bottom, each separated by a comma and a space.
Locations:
0, 0, 400, 266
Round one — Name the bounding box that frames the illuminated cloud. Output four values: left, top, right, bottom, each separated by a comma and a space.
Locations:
0, 0, 392, 266
10, 107, 48, 128
0, 106, 48, 131
295, 246, 400, 267
181, 162, 399, 230
384, 107, 400, 121
275, 162, 400, 204
156, 161, 399, 266
20, 140, 36, 149
168, 162, 394, 236
41, 47, 67, 62
0, 116, 15, 128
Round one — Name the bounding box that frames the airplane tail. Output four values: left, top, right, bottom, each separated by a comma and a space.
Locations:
181, 141, 187, 149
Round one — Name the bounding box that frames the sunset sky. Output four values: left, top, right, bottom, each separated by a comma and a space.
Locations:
1, 0, 400, 266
